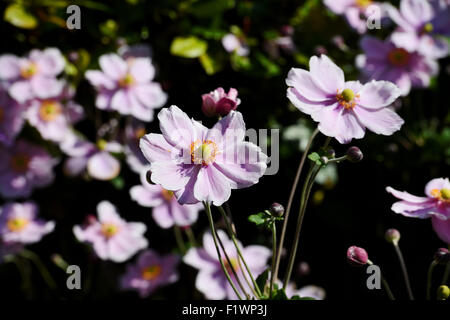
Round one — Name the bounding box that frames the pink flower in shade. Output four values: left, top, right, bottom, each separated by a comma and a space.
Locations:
386, 178, 450, 244
85, 53, 167, 122
324, 0, 384, 34
61, 134, 121, 181
184, 230, 271, 300
384, 0, 450, 59
0, 140, 57, 198
222, 34, 249, 56
286, 54, 404, 144
123, 119, 148, 174
0, 85, 25, 146
356, 36, 439, 96
0, 202, 54, 245
130, 168, 202, 229
139, 106, 268, 206
25, 86, 84, 142
73, 201, 148, 263
201, 87, 241, 117
120, 249, 179, 298
0, 48, 65, 103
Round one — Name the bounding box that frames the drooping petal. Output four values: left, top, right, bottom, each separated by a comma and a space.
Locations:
386, 186, 432, 203
286, 68, 330, 101
354, 106, 404, 136
150, 161, 195, 191
431, 216, 450, 244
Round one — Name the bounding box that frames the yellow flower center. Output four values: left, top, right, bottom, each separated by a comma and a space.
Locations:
388, 48, 410, 67
190, 140, 218, 166
118, 73, 135, 87
101, 223, 119, 238
356, 0, 372, 8
39, 100, 62, 122
10, 153, 31, 173
20, 63, 38, 79
97, 139, 108, 151
7, 217, 29, 232
336, 89, 359, 110
422, 23, 434, 34
431, 188, 450, 201
135, 128, 146, 139
141, 265, 162, 281
161, 189, 174, 201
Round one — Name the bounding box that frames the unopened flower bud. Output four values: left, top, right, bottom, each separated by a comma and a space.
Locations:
269, 202, 284, 217
202, 87, 241, 117
434, 248, 450, 265
385, 228, 401, 245
325, 147, 335, 158
346, 146, 363, 163
437, 285, 450, 300
320, 156, 329, 165
347, 246, 369, 267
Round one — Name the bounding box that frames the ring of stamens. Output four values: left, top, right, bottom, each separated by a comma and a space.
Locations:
7, 217, 29, 232
39, 100, 62, 122
20, 63, 38, 79
431, 188, 450, 201
336, 88, 359, 110
101, 223, 120, 238
190, 140, 218, 166
141, 265, 162, 281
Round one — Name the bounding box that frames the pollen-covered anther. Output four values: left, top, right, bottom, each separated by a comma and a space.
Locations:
101, 223, 120, 238
190, 140, 218, 166
7, 217, 29, 232
336, 89, 359, 110
39, 100, 62, 122
118, 73, 135, 87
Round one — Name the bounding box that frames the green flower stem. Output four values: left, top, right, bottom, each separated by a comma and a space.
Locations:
20, 249, 57, 291
184, 226, 198, 247
173, 225, 186, 254
393, 243, 414, 300
367, 260, 395, 300
283, 163, 321, 289
269, 221, 277, 298
203, 201, 243, 300
273, 128, 319, 282
218, 205, 263, 298
442, 261, 450, 285
427, 261, 437, 300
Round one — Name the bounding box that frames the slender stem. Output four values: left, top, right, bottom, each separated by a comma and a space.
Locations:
367, 260, 395, 300
218, 206, 262, 298
273, 129, 319, 282
269, 221, 277, 298
427, 261, 437, 300
203, 201, 243, 300
20, 249, 57, 290
442, 261, 450, 285
393, 244, 414, 300
184, 226, 198, 247
173, 225, 186, 254
283, 163, 320, 288
215, 229, 251, 299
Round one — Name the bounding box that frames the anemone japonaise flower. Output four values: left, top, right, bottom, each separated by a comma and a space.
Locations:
201, 87, 241, 117
120, 249, 179, 298
73, 201, 148, 263
139, 106, 267, 206
26, 86, 84, 142
61, 133, 121, 181
130, 168, 202, 229
324, 0, 383, 34
0, 84, 25, 146
184, 230, 271, 300
356, 36, 439, 96
384, 0, 450, 59
387, 178, 450, 244
85, 53, 167, 122
286, 54, 404, 144
0, 48, 65, 103
0, 140, 57, 198
222, 34, 249, 57
0, 202, 54, 244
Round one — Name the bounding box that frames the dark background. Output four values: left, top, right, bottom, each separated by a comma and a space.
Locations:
0, 0, 449, 300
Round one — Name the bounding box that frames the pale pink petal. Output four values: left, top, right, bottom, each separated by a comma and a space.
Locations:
354, 106, 404, 136
99, 54, 127, 80
309, 55, 345, 93
87, 151, 120, 181
358, 80, 402, 109
193, 166, 231, 206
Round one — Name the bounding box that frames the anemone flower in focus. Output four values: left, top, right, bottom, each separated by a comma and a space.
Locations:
286, 54, 404, 144
73, 201, 148, 263
184, 230, 271, 300
387, 178, 450, 244
120, 249, 179, 297
140, 106, 267, 206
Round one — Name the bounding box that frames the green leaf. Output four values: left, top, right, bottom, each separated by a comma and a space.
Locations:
291, 295, 316, 300
199, 53, 221, 75
248, 213, 266, 226
256, 269, 270, 294
110, 176, 124, 190
170, 36, 208, 58
308, 152, 320, 162
4, 4, 38, 29
272, 288, 289, 300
